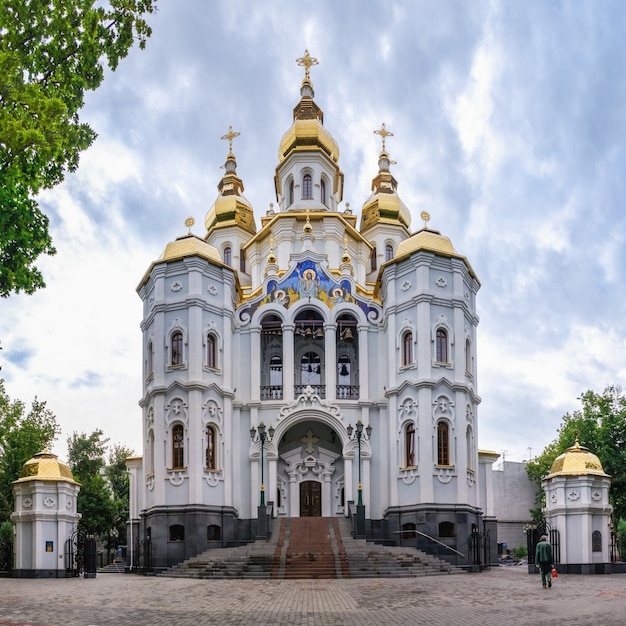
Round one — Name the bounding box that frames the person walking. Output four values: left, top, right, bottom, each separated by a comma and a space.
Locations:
535, 534, 553, 589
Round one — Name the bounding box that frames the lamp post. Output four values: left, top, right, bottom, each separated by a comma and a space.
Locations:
346, 420, 372, 536
250, 422, 275, 506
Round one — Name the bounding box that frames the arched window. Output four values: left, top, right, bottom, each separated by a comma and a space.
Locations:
146, 341, 153, 377
320, 178, 327, 205
466, 425, 475, 471
592, 530, 602, 552
402, 331, 413, 366
385, 244, 394, 262
288, 179, 294, 206
169, 524, 185, 541
437, 421, 450, 466
172, 424, 184, 469
405, 422, 416, 467
370, 247, 377, 271
223, 246, 232, 266
171, 331, 183, 366
206, 333, 217, 369
302, 173, 313, 199
465, 338, 472, 373
402, 522, 417, 540
439, 521, 455, 537
147, 430, 154, 476
206, 425, 217, 470
261, 315, 283, 400
436, 328, 448, 363
294, 310, 325, 397
336, 314, 359, 399
240, 246, 246, 273
207, 525, 221, 541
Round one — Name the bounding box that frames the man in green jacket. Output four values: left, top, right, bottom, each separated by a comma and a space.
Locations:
535, 535, 553, 588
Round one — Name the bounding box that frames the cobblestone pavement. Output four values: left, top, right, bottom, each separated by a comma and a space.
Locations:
1, 567, 625, 626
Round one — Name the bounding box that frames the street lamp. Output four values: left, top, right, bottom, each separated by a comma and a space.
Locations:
250, 422, 275, 506
347, 420, 372, 506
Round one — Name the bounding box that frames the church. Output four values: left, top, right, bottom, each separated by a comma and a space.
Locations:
129, 51, 497, 570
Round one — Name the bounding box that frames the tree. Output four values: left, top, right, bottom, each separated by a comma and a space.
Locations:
526, 385, 626, 523
67, 429, 115, 537
0, 378, 60, 520
0, 0, 157, 296
106, 443, 134, 548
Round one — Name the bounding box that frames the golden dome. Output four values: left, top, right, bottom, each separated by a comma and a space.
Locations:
546, 440, 609, 479
204, 149, 256, 236
278, 118, 340, 164
361, 191, 411, 231
395, 228, 456, 258
160, 234, 222, 264
360, 146, 411, 232
14, 450, 78, 484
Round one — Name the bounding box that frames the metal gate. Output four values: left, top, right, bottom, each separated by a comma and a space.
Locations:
0, 537, 12, 576
65, 529, 98, 577
469, 528, 491, 570
526, 520, 560, 566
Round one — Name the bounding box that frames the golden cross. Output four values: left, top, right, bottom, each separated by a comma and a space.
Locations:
220, 125, 240, 152
296, 49, 319, 80
185, 217, 195, 234
374, 123, 394, 151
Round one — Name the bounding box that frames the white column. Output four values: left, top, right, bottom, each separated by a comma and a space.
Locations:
268, 458, 277, 517
283, 325, 295, 401
322, 476, 332, 516
344, 456, 354, 512
325, 325, 337, 401
289, 478, 299, 517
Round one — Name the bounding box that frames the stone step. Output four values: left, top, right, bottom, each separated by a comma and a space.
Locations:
159, 515, 465, 580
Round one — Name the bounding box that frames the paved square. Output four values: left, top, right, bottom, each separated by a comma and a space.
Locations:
1, 568, 625, 625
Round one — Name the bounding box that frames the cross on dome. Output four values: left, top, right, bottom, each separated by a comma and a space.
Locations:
220, 125, 241, 153
374, 123, 394, 151
296, 49, 319, 80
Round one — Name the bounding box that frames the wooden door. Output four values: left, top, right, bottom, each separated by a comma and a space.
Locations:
299, 481, 322, 517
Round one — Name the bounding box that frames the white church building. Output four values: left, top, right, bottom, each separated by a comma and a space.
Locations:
129, 51, 498, 570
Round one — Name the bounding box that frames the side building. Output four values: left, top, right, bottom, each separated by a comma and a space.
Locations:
130, 52, 495, 570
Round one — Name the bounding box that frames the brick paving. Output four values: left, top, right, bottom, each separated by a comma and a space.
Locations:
1, 567, 625, 625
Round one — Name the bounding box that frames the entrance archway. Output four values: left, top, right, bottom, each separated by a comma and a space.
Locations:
300, 480, 322, 517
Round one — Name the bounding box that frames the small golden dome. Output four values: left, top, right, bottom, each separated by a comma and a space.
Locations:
160, 234, 222, 264
14, 450, 78, 484
360, 191, 411, 231
546, 440, 609, 479
395, 228, 456, 258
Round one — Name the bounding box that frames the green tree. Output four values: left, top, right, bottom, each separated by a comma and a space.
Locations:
0, 379, 60, 520
106, 443, 134, 547
67, 429, 115, 537
526, 385, 626, 522
0, 0, 157, 296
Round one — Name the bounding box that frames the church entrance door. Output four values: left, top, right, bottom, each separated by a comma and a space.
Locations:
300, 481, 322, 517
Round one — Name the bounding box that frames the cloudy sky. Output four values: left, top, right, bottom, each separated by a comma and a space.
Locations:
2, 0, 626, 465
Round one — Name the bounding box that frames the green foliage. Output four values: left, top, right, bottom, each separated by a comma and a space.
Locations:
0, 0, 157, 296
106, 443, 134, 546
513, 545, 528, 559
0, 519, 13, 543
67, 430, 132, 540
526, 385, 626, 522
0, 379, 60, 520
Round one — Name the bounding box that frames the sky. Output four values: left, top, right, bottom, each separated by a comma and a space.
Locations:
2, 0, 626, 466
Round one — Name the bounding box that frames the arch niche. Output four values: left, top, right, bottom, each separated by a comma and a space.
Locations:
260, 394, 370, 518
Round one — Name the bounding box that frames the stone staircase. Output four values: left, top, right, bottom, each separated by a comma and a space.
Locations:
159, 516, 464, 579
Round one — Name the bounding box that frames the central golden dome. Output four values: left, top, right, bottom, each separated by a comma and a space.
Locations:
546, 440, 609, 479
